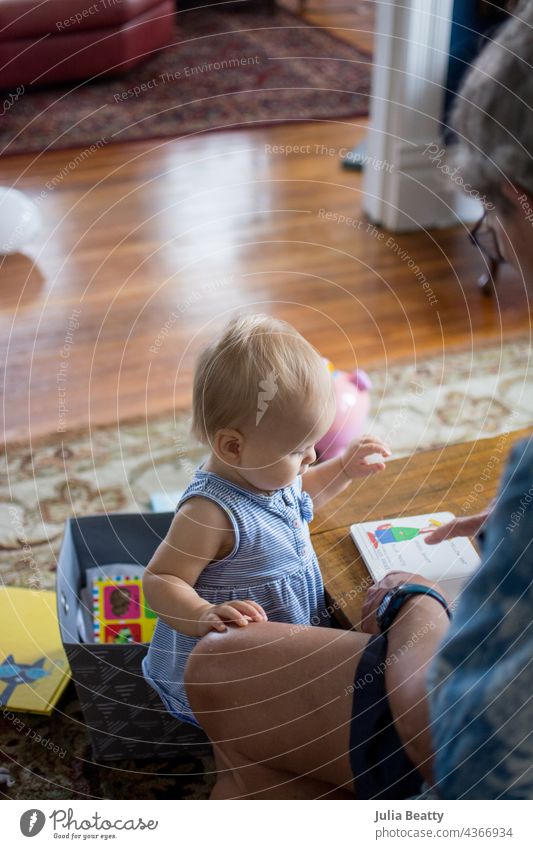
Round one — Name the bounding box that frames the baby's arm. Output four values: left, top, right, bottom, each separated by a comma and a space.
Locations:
302, 435, 391, 510
143, 497, 266, 638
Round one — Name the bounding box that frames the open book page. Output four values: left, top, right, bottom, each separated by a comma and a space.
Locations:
350, 512, 481, 605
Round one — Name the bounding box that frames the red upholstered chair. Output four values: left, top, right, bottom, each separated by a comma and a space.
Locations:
0, 0, 175, 89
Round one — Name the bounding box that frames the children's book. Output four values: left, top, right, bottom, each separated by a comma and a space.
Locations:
350, 512, 481, 605
0, 587, 71, 715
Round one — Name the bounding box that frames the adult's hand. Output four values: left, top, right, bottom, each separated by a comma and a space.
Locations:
424, 509, 491, 545
361, 570, 447, 635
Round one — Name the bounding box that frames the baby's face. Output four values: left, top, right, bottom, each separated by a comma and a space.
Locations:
238, 391, 336, 492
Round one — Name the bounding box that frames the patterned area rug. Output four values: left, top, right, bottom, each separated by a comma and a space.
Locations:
1, 336, 532, 799
0, 684, 216, 799
0, 6, 372, 156
3, 337, 532, 595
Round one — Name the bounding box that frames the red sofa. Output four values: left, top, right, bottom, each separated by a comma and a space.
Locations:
0, 0, 175, 89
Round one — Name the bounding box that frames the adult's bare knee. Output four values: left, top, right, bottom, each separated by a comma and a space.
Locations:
185, 631, 226, 693
186, 621, 322, 737
185, 625, 267, 720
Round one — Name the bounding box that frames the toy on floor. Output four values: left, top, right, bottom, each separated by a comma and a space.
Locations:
0, 187, 41, 254
315, 359, 372, 461
0, 767, 14, 788
92, 576, 157, 644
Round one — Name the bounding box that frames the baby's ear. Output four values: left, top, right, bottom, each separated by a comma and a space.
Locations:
213, 428, 244, 464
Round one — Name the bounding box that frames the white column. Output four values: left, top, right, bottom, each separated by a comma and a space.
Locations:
362, 0, 480, 231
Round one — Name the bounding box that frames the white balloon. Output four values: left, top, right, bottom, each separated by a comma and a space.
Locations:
0, 187, 41, 254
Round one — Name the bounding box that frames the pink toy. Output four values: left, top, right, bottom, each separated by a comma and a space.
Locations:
315, 361, 372, 461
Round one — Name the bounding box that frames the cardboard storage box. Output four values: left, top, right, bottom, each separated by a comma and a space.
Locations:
56, 511, 210, 761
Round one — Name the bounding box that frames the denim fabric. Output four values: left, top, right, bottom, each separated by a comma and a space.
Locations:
428, 437, 533, 798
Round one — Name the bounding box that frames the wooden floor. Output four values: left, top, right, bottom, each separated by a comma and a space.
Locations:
0, 1, 530, 443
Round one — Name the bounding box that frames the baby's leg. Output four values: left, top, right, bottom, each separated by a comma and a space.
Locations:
185, 622, 370, 799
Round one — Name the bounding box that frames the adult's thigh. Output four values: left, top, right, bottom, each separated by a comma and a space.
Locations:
185, 622, 370, 792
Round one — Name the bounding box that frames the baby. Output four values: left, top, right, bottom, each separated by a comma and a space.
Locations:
142, 314, 389, 727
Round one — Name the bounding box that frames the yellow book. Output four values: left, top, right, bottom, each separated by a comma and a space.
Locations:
0, 587, 71, 715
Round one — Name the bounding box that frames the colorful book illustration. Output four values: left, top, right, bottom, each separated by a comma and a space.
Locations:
350, 512, 481, 605
92, 576, 157, 644
0, 587, 71, 715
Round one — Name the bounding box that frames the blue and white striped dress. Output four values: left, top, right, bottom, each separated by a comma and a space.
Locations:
142, 465, 330, 727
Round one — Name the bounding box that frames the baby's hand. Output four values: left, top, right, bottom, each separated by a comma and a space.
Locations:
340, 435, 391, 479
196, 599, 267, 637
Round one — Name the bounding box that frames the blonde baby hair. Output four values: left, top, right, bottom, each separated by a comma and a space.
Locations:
191, 314, 331, 443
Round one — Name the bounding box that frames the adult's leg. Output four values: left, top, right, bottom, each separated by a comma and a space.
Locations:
379, 597, 450, 782
186, 622, 370, 799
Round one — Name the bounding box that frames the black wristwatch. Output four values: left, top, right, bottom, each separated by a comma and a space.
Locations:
376, 583, 452, 634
